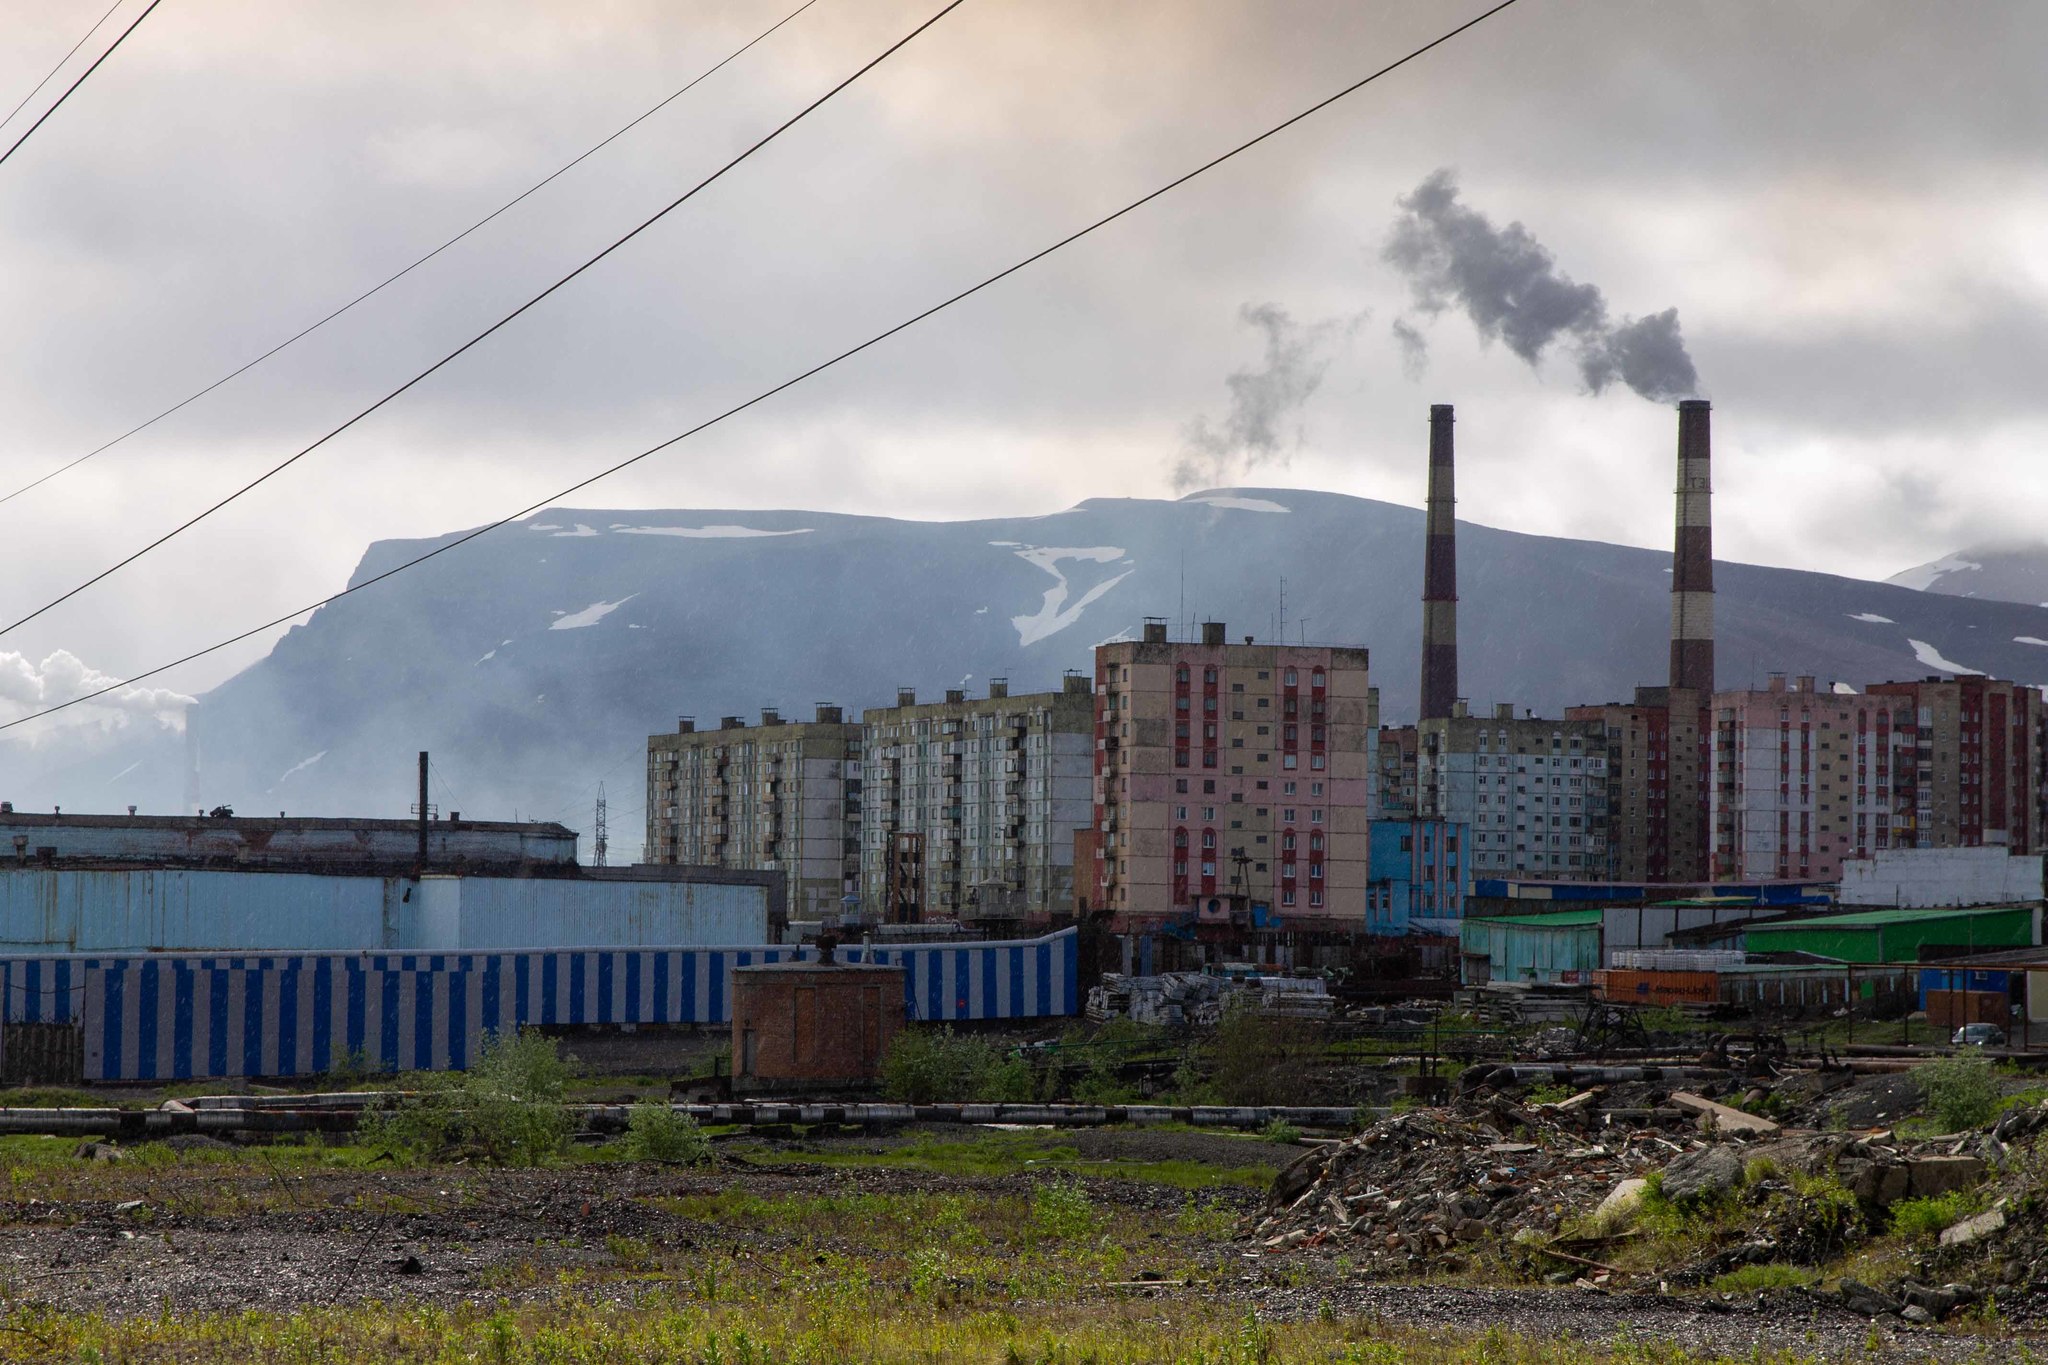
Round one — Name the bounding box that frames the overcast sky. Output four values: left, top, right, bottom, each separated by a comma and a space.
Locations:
4, 0, 2047, 732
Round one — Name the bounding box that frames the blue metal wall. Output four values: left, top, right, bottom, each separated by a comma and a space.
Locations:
0, 928, 1078, 1081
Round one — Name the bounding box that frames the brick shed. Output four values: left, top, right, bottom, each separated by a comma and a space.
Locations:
731, 957, 905, 1092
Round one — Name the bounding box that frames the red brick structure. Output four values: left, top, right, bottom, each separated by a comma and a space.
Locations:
730, 959, 905, 1092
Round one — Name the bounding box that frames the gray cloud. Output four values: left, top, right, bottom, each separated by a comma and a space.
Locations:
1382, 169, 1699, 402
1171, 303, 1357, 492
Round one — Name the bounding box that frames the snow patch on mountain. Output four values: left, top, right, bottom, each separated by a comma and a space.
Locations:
550, 524, 600, 538
1008, 547, 1131, 647
276, 751, 328, 783
1184, 493, 1290, 513
2017, 637, 2048, 647
1848, 613, 1894, 624
1889, 554, 1982, 592
1907, 638, 1982, 675
550, 596, 638, 630
615, 524, 812, 539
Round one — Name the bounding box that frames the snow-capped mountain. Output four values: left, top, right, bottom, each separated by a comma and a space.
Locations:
1888, 544, 2048, 608
24, 488, 2048, 853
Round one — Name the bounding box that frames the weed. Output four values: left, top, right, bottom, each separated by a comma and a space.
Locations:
1029, 1181, 1098, 1241
357, 1029, 573, 1166
622, 1104, 711, 1164
1919, 1054, 2001, 1131
1709, 1262, 1818, 1293
1889, 1190, 1982, 1244
1260, 1119, 1303, 1145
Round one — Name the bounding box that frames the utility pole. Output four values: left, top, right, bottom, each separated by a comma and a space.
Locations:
594, 784, 609, 867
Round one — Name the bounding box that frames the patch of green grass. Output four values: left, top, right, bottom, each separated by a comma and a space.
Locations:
733, 1129, 1272, 1190
0, 1086, 103, 1108
1708, 1262, 1819, 1294
1889, 1190, 1984, 1244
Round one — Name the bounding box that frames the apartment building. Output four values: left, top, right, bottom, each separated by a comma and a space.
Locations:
1705, 676, 1918, 881
1375, 725, 1420, 821
645, 706, 861, 921
1865, 676, 2045, 855
1418, 702, 1609, 880
1567, 685, 1711, 883
1092, 621, 1375, 929
857, 678, 1095, 922
1366, 817, 1468, 936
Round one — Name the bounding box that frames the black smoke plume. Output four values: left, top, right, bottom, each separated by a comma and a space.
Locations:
1383, 169, 1699, 402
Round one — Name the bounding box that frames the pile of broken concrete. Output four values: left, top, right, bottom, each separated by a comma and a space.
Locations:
1251, 1088, 2048, 1316
1250, 1097, 1677, 1275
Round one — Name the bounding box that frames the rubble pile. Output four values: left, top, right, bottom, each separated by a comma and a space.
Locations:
1249, 1099, 1673, 1274
1086, 972, 1333, 1027
1250, 1089, 2048, 1304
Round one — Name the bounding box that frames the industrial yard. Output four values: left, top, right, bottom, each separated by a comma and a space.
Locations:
0, 1009, 2043, 1364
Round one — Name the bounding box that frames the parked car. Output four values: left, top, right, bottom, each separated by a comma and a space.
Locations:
1952, 1022, 2007, 1048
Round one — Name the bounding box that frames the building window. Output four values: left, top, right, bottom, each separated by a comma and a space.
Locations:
1285, 668, 1297, 686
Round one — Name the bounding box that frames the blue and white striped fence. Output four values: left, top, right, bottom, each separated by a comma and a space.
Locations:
0, 929, 1078, 1081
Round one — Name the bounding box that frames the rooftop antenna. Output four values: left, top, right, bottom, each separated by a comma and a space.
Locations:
594, 784, 609, 867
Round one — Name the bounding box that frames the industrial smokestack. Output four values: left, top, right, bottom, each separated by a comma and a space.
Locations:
1419, 404, 1458, 722
1669, 399, 1714, 693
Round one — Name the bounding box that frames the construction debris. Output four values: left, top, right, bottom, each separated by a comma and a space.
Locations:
1086, 971, 1332, 1026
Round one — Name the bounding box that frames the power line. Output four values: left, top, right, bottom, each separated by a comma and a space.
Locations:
0, 0, 1521, 738
0, 0, 127, 135
0, 0, 161, 172
0, 0, 828, 511
0, 0, 962, 643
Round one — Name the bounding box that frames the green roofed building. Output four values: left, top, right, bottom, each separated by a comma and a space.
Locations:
1460, 909, 1603, 985
1742, 906, 2039, 964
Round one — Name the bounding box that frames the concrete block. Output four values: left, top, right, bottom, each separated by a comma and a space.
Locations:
1939, 1207, 2007, 1248
1906, 1156, 1987, 1200
1669, 1091, 1779, 1136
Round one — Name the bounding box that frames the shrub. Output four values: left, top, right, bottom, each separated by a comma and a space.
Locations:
1029, 1181, 1098, 1240
1890, 1191, 1980, 1244
1261, 1119, 1303, 1145
622, 1104, 710, 1164
1919, 1054, 2001, 1132
879, 1027, 1034, 1103
357, 1030, 574, 1166
1209, 1003, 1316, 1107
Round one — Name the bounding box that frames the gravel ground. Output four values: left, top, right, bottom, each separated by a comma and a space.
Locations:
0, 1133, 2034, 1363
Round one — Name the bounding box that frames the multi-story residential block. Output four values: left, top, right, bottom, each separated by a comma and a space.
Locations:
1366, 818, 1468, 936
858, 678, 1095, 922
1865, 675, 2044, 853
1708, 675, 1917, 880
1375, 725, 1420, 821
1092, 621, 1374, 928
645, 706, 861, 921
1567, 685, 1710, 883
1706, 674, 2046, 883
1418, 702, 1608, 880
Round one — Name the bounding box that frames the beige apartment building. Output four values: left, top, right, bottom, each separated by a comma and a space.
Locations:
645, 706, 861, 922
1093, 621, 1375, 929
1418, 703, 1610, 881
858, 678, 1096, 923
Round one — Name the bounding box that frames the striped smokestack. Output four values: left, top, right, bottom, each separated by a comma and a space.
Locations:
1669, 399, 1714, 693
1419, 403, 1458, 722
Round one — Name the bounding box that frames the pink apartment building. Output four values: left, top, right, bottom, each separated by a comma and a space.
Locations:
1710, 674, 1918, 881
1092, 621, 1375, 931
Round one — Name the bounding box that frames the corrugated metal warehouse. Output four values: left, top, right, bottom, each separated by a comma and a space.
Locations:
0, 867, 777, 954
0, 928, 1080, 1082
1741, 907, 2039, 963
